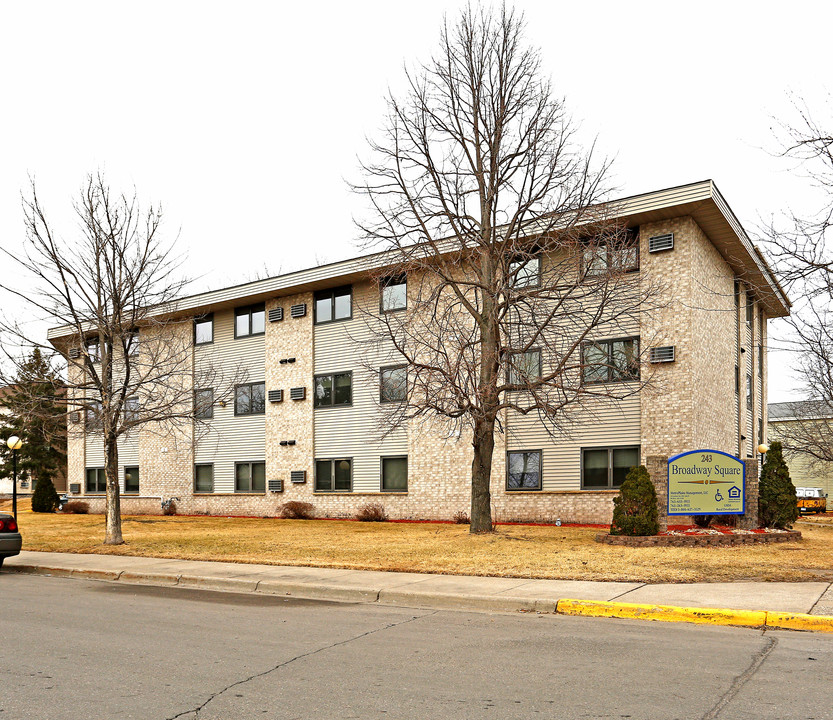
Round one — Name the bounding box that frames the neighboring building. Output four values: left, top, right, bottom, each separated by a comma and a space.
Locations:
49, 181, 790, 523
768, 401, 833, 500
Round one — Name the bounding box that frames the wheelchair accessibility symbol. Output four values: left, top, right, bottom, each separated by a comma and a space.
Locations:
714, 489, 724, 502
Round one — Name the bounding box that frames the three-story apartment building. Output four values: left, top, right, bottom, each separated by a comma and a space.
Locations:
51, 181, 789, 523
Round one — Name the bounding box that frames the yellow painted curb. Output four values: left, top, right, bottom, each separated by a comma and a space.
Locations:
765, 611, 833, 633
556, 599, 766, 628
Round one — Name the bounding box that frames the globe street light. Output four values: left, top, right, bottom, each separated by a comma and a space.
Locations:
757, 443, 769, 473
6, 435, 22, 521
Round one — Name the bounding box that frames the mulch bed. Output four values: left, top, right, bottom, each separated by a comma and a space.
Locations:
597, 527, 802, 547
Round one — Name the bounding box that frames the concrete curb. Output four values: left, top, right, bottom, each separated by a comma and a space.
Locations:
6, 562, 833, 633
555, 599, 833, 633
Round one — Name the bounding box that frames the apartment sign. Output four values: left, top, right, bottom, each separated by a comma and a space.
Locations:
667, 450, 745, 516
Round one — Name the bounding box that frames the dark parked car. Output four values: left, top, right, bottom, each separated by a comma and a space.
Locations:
0, 513, 21, 569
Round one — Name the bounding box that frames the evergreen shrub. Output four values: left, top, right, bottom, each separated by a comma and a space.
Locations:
610, 465, 659, 536
31, 473, 60, 513
758, 441, 799, 529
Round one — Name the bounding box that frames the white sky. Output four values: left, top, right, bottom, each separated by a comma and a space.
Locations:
1, 0, 830, 401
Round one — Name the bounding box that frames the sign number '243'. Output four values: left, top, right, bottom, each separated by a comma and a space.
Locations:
667, 450, 745, 516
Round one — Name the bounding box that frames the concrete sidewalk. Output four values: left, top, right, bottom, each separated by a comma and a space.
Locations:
5, 551, 833, 622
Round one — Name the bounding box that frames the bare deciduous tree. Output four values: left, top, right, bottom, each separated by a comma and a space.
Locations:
355, 6, 663, 532
0, 174, 239, 544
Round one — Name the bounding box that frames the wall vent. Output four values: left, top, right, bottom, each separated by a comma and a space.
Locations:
648, 233, 674, 253
649, 346, 676, 363
69, 483, 81, 494
290, 470, 306, 484
268, 478, 283, 493
290, 303, 307, 318
279, 358, 296, 365
268, 307, 284, 323
290, 387, 306, 401
69, 411, 81, 424
268, 390, 283, 403
69, 347, 81, 359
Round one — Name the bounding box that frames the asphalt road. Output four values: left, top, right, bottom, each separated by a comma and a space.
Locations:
2, 574, 832, 720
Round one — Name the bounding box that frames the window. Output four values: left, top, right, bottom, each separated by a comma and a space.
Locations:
194, 388, 214, 419
235, 382, 265, 416
381, 456, 408, 491
86, 337, 100, 363
582, 446, 640, 489
235, 303, 265, 338
314, 286, 352, 324
507, 451, 542, 490
314, 372, 352, 407
235, 462, 265, 493
582, 338, 639, 384
735, 364, 740, 395
124, 396, 140, 423
86, 399, 102, 428
508, 349, 542, 385
746, 292, 754, 328
509, 256, 541, 288
746, 374, 753, 410
759, 418, 764, 447
85, 468, 106, 493
381, 276, 407, 312
315, 458, 352, 492
124, 466, 139, 494
582, 233, 639, 276
194, 464, 214, 493
380, 365, 407, 403
194, 314, 213, 345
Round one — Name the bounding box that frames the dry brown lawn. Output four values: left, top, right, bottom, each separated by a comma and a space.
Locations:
5, 499, 833, 583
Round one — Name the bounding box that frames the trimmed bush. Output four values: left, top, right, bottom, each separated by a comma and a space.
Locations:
356, 503, 387, 522
453, 510, 470, 524
759, 441, 799, 529
280, 501, 315, 519
610, 465, 659, 536
61, 500, 89, 514
31, 474, 61, 513
162, 500, 178, 516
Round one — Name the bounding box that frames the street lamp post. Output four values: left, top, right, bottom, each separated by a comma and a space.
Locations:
6, 435, 22, 521
757, 443, 769, 473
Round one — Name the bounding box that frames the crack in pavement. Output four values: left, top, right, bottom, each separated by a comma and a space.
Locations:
700, 635, 778, 720
165, 610, 439, 719
607, 583, 646, 602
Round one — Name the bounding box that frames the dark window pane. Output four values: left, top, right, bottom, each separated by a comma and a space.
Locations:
195, 317, 213, 344
315, 296, 332, 323
509, 257, 540, 288
583, 344, 609, 383
315, 460, 332, 491
251, 383, 265, 414
124, 467, 139, 493
235, 386, 251, 415
382, 280, 407, 311
334, 459, 351, 491
333, 373, 351, 405
195, 465, 213, 492
235, 464, 251, 492
235, 312, 249, 337
195, 389, 213, 419
382, 457, 408, 491
252, 463, 265, 493
510, 350, 541, 384
334, 289, 351, 320
583, 450, 609, 488
612, 448, 639, 488
251, 308, 265, 335
507, 452, 541, 490
314, 375, 333, 407
611, 340, 638, 381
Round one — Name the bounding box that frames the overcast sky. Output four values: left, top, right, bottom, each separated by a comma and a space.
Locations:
1, 0, 830, 401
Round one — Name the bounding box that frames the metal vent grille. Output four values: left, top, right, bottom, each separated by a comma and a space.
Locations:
649, 233, 674, 253
290, 387, 306, 401
69, 347, 81, 359
650, 346, 676, 363
69, 411, 81, 424
290, 470, 306, 484
268, 478, 283, 493
279, 358, 296, 364
69, 483, 81, 494
290, 303, 307, 318
268, 307, 284, 323
268, 389, 283, 403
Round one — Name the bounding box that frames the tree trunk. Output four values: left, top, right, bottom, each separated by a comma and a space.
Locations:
470, 415, 496, 533
103, 434, 123, 545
